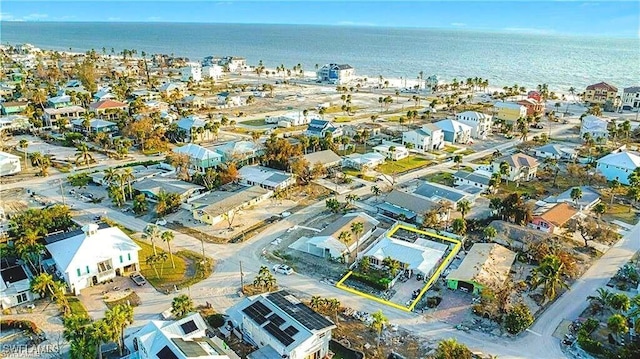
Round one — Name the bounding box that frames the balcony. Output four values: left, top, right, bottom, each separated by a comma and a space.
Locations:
96, 260, 115, 282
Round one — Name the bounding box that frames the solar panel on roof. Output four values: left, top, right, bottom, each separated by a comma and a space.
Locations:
264, 322, 295, 347
251, 301, 272, 316
180, 320, 198, 334
267, 313, 286, 327
156, 346, 179, 359
242, 306, 267, 325
267, 291, 334, 331
284, 326, 299, 336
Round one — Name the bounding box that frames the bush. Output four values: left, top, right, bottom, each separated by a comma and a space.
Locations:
504, 303, 534, 334
426, 296, 442, 308
0, 319, 43, 336
582, 318, 600, 334
206, 314, 226, 328
349, 271, 390, 290
577, 330, 604, 355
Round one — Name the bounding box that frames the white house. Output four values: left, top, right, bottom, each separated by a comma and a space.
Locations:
45, 224, 141, 294
181, 62, 202, 82
622, 86, 640, 111
455, 111, 492, 139
342, 152, 386, 171
265, 112, 321, 127
373, 143, 409, 161
491, 153, 539, 182
226, 290, 336, 359
0, 151, 21, 177
402, 124, 445, 152
127, 313, 238, 359
596, 151, 640, 185
434, 119, 472, 144
202, 65, 224, 80
453, 170, 492, 191
1, 262, 37, 309
238, 165, 296, 191
580, 115, 608, 142
533, 143, 577, 161
316, 63, 355, 85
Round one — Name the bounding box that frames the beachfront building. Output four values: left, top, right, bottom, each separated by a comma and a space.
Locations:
491, 153, 539, 182
181, 62, 202, 82
44, 224, 141, 294
455, 111, 492, 139
226, 290, 335, 359
0, 151, 21, 177
527, 91, 542, 102
446, 243, 516, 294
316, 63, 355, 85
46, 95, 72, 109
0, 101, 28, 115
583, 82, 620, 110
402, 124, 445, 152
172, 143, 223, 172
304, 119, 343, 138
0, 115, 31, 132
265, 111, 321, 127
580, 115, 608, 143
434, 119, 472, 144
622, 86, 640, 111
191, 186, 271, 226
342, 152, 386, 171
202, 64, 224, 79
93, 86, 115, 101
88, 99, 129, 119
596, 151, 640, 185
238, 165, 295, 191
493, 101, 527, 125
373, 143, 409, 161
517, 98, 544, 117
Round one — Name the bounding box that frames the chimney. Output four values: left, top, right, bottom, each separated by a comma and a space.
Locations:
82, 223, 99, 237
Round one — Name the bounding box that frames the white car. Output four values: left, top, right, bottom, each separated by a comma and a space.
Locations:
273, 264, 294, 275
156, 218, 167, 226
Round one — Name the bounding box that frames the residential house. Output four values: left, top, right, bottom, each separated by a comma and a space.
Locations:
316, 63, 355, 85
158, 82, 186, 96
0, 151, 21, 177
402, 124, 445, 152
192, 186, 271, 226
446, 243, 516, 294
304, 119, 343, 138
265, 111, 321, 127
544, 186, 601, 211
181, 62, 202, 82
43, 106, 86, 127
580, 115, 608, 142
453, 170, 492, 192
493, 101, 527, 124
292, 212, 379, 259
302, 150, 342, 170
434, 119, 472, 144
373, 143, 409, 161
596, 151, 640, 185
179, 95, 207, 109
90, 165, 165, 186
584, 82, 620, 110
46, 95, 72, 109
529, 202, 577, 234
226, 290, 336, 359
455, 111, 492, 139
527, 91, 542, 102
341, 152, 385, 171
93, 87, 115, 101
238, 165, 296, 191
202, 65, 224, 79
341, 122, 383, 139
517, 98, 544, 117
363, 227, 449, 278
71, 118, 118, 135
127, 313, 239, 359
622, 86, 640, 111
130, 89, 160, 101
414, 181, 471, 205
1, 259, 37, 309
214, 141, 264, 164
214, 56, 246, 72
44, 224, 140, 294
377, 189, 446, 224
173, 143, 223, 172
133, 177, 204, 201
491, 153, 539, 182
0, 115, 31, 131
0, 101, 28, 115
176, 115, 208, 143
88, 99, 129, 119
533, 143, 577, 161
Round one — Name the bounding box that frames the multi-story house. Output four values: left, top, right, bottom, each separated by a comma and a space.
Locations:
580, 115, 609, 142
402, 124, 445, 152
493, 101, 527, 125
455, 111, 492, 139
434, 119, 472, 144
583, 82, 620, 110
304, 119, 342, 138
1, 260, 37, 309
316, 63, 354, 85
373, 143, 409, 161
517, 98, 544, 117
89, 99, 129, 119
181, 62, 202, 82
622, 86, 640, 111
491, 153, 539, 182
596, 151, 640, 185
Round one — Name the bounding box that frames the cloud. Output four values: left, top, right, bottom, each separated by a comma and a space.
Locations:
450, 22, 466, 27
146, 16, 162, 21
216, 1, 234, 5
23, 13, 49, 21
107, 17, 122, 21
0, 12, 14, 21
336, 21, 376, 27
503, 27, 555, 35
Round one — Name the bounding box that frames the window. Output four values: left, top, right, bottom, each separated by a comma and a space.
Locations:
128, 253, 131, 261
86, 266, 90, 274
119, 255, 123, 263
77, 268, 81, 276
17, 292, 28, 303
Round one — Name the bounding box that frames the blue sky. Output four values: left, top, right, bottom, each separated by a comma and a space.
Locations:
1, 1, 638, 38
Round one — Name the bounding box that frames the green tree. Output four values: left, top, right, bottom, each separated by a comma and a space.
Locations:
531, 255, 568, 303
451, 218, 467, 235
607, 314, 628, 342
370, 310, 389, 347
350, 221, 364, 263
453, 154, 462, 169
570, 187, 583, 207
382, 256, 402, 277
504, 303, 534, 334
592, 202, 607, 218
587, 288, 613, 313
104, 303, 134, 356
370, 185, 381, 197
132, 194, 148, 215
63, 314, 97, 359
483, 226, 497, 242
499, 161, 511, 185
18, 139, 28, 166
162, 230, 176, 269
434, 338, 472, 359
338, 231, 352, 264
456, 199, 471, 220
74, 143, 95, 167
609, 293, 630, 313
146, 255, 161, 279
171, 294, 194, 319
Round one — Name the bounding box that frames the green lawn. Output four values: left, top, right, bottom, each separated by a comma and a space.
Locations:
334, 116, 354, 123
239, 119, 266, 126
496, 180, 544, 197
342, 167, 361, 177
67, 296, 89, 317
443, 145, 460, 154
602, 203, 638, 225
323, 105, 360, 114
134, 239, 189, 290
377, 156, 433, 175
460, 149, 476, 155
423, 172, 454, 186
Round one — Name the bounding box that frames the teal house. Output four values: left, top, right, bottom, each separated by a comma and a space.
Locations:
0, 101, 28, 115
172, 143, 222, 172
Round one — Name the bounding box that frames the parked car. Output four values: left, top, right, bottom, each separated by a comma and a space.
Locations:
130, 272, 147, 286
273, 264, 294, 275
155, 218, 167, 226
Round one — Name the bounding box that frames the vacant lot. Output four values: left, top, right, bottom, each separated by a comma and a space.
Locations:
378, 156, 433, 175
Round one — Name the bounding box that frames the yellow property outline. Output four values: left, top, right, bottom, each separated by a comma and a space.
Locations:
336, 224, 462, 312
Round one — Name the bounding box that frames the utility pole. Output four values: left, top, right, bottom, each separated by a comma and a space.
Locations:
200, 238, 205, 259
59, 179, 66, 206
239, 261, 245, 294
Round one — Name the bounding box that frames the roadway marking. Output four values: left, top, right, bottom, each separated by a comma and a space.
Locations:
526, 328, 542, 337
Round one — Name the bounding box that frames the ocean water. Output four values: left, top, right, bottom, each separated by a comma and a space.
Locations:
1, 22, 638, 90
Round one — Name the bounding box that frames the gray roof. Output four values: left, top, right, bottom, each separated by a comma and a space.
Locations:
133, 177, 203, 197
624, 86, 640, 93
534, 144, 576, 157
414, 181, 468, 203
544, 186, 601, 208
453, 170, 491, 186
195, 186, 270, 217
303, 150, 341, 166
383, 189, 440, 214
317, 212, 378, 239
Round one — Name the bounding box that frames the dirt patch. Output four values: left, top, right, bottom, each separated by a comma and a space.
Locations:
104, 291, 141, 309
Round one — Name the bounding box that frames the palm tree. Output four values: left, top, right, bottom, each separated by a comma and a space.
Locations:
593, 202, 607, 218
338, 231, 352, 264
453, 154, 462, 169
91, 319, 113, 359
451, 218, 467, 235
383, 256, 402, 277
570, 187, 583, 208
370, 310, 389, 347
609, 179, 621, 205
456, 199, 471, 220
105, 304, 134, 356
499, 161, 511, 186
434, 339, 473, 359
30, 272, 57, 298
483, 226, 497, 242
607, 314, 629, 343
157, 252, 169, 277
162, 230, 176, 269
74, 143, 94, 167
587, 287, 613, 313
18, 139, 28, 166
146, 255, 161, 279
609, 293, 631, 313
350, 221, 364, 263
371, 185, 381, 198
171, 294, 194, 319
310, 296, 322, 310
122, 167, 135, 199
63, 314, 96, 359
531, 255, 569, 303
145, 224, 161, 256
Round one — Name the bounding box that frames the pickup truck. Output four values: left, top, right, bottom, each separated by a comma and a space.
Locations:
130, 272, 147, 286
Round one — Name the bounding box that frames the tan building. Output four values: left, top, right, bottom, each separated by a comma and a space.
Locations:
583, 82, 620, 108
